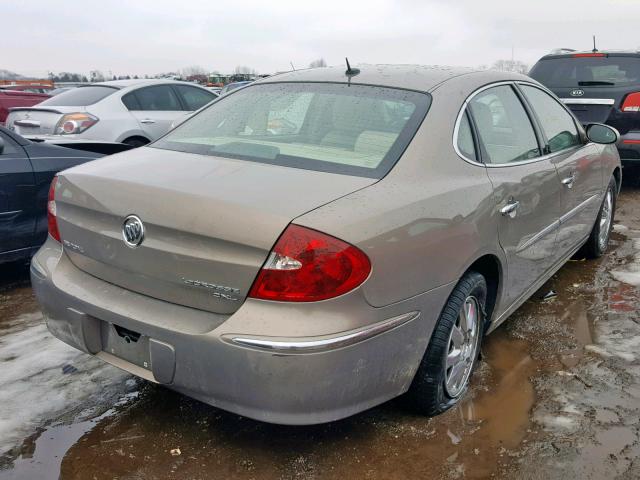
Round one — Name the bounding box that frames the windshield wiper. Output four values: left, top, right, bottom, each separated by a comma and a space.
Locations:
578, 81, 616, 86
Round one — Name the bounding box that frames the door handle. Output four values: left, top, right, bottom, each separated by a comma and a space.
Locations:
561, 173, 576, 189
500, 200, 520, 218
140, 119, 156, 124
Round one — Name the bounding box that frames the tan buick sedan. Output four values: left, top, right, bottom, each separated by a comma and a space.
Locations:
31, 65, 621, 424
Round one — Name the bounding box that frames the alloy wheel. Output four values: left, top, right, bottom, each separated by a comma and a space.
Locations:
598, 188, 613, 251
444, 295, 482, 398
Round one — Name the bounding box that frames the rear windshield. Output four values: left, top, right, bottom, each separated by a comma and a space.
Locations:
153, 82, 430, 178
39, 85, 117, 106
530, 55, 640, 87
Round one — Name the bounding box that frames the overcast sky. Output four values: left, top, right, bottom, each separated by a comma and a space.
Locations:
5, 0, 640, 77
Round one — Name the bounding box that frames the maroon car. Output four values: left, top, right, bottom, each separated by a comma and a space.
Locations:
0, 87, 50, 125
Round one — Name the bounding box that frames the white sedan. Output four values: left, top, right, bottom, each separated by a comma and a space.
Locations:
6, 79, 217, 147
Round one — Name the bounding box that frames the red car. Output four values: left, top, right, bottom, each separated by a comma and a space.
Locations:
0, 87, 50, 125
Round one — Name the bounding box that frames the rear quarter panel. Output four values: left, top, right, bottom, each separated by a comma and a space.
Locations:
78, 93, 142, 142
25, 143, 102, 245
295, 75, 506, 308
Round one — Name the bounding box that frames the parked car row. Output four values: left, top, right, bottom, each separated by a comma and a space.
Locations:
6, 79, 218, 146
4, 50, 640, 170
30, 65, 621, 425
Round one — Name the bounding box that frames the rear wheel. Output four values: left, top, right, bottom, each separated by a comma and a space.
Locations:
406, 271, 486, 416
580, 176, 617, 259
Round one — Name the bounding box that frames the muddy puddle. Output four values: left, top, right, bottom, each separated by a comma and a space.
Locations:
2, 189, 640, 479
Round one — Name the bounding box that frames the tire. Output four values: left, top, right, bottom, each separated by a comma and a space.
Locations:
406, 271, 487, 416
580, 176, 617, 259
122, 137, 149, 148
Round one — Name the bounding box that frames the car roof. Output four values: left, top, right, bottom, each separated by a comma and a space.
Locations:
256, 64, 523, 93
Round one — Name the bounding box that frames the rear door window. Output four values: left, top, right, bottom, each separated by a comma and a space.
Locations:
122, 92, 140, 110
131, 85, 181, 111
520, 85, 581, 153
174, 85, 217, 111
39, 86, 117, 106
468, 85, 541, 165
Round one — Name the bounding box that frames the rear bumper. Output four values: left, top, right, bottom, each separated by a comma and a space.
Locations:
31, 238, 450, 425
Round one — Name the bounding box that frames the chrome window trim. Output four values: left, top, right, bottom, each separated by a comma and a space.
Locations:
560, 98, 615, 106
486, 144, 584, 168
225, 311, 419, 354
452, 81, 517, 167
453, 80, 589, 169
453, 80, 545, 167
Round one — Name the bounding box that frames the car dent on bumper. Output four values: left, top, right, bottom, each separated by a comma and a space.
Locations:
31, 238, 452, 425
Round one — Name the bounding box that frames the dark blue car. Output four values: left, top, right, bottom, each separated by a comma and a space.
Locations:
0, 126, 117, 264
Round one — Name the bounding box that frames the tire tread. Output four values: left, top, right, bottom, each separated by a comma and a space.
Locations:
406, 271, 487, 416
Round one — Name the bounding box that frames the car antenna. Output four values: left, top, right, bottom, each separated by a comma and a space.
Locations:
345, 57, 360, 76
290, 62, 296, 71
592, 35, 598, 53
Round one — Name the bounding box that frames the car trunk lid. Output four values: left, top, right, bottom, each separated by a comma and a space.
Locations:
7, 105, 83, 136
55, 147, 375, 315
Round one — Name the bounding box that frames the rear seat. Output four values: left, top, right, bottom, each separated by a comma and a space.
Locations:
354, 130, 398, 156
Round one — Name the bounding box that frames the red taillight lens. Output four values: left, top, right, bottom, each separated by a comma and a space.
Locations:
621, 92, 640, 112
47, 176, 61, 242
249, 224, 371, 302
572, 53, 606, 58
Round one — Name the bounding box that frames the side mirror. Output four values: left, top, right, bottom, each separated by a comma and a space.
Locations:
0, 137, 4, 155
586, 123, 619, 145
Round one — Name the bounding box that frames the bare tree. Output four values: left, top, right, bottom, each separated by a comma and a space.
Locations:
181, 65, 208, 77
309, 58, 327, 68
491, 59, 529, 75
89, 70, 106, 82
48, 72, 85, 82
234, 65, 256, 75
0, 69, 24, 80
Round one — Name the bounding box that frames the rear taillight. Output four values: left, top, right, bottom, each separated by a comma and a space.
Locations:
48, 176, 61, 242
54, 113, 99, 135
249, 224, 371, 302
621, 93, 640, 112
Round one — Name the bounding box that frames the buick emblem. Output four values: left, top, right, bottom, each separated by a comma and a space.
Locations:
122, 215, 145, 248
570, 89, 585, 97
